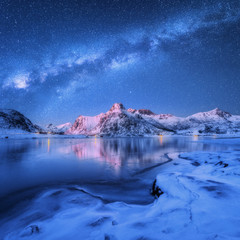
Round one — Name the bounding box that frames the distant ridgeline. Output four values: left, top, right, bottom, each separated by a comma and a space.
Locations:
1, 104, 240, 136
0, 109, 42, 134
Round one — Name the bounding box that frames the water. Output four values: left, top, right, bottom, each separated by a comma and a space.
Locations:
0, 136, 236, 208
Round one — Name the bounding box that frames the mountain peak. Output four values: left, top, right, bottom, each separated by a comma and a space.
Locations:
127, 108, 155, 115
46, 123, 54, 128
209, 108, 231, 117
0, 108, 40, 132
137, 109, 155, 115
109, 103, 125, 112
127, 108, 136, 113
210, 107, 221, 113
189, 107, 232, 120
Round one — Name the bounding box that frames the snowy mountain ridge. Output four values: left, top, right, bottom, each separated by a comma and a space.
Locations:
66, 103, 171, 136
1, 104, 240, 136
187, 108, 231, 122
67, 103, 240, 136
67, 114, 104, 135
45, 122, 72, 134
0, 109, 42, 134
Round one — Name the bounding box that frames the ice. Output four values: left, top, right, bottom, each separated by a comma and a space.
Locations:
1, 138, 240, 239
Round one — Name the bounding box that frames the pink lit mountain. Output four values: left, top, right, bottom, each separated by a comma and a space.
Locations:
0, 104, 240, 136
66, 103, 240, 136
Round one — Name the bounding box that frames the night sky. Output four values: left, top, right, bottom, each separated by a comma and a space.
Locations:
1, 0, 240, 125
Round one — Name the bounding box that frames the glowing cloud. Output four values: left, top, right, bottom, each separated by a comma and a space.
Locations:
4, 74, 31, 89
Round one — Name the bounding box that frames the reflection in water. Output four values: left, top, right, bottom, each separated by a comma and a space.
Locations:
0, 136, 237, 199
193, 135, 199, 141
48, 138, 50, 152
58, 136, 233, 177
159, 135, 163, 145
66, 138, 166, 172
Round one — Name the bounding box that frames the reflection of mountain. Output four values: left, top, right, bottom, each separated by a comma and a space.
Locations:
59, 137, 226, 174
59, 138, 165, 171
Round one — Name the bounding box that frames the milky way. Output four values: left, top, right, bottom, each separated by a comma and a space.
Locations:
1, 0, 240, 125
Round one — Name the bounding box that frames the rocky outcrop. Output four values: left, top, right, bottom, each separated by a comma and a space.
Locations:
0, 109, 41, 133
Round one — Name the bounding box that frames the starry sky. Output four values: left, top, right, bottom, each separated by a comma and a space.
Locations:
1, 0, 240, 125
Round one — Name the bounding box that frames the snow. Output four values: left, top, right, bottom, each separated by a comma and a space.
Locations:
1, 105, 240, 137
0, 128, 31, 135
187, 108, 231, 121
0, 109, 41, 132
67, 104, 240, 136
1, 138, 240, 239
68, 103, 175, 136
108, 103, 125, 113
80, 115, 103, 130
45, 122, 72, 133
56, 122, 72, 131
0, 133, 86, 139
66, 114, 104, 135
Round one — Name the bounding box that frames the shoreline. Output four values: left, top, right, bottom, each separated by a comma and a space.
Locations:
1, 133, 240, 139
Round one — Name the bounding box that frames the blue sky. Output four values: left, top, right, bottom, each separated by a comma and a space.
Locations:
1, 0, 240, 125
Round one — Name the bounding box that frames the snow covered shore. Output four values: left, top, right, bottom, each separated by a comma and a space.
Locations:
0, 132, 86, 139
1, 140, 240, 239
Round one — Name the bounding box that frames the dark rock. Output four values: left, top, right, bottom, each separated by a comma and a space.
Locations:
223, 163, 228, 168
112, 220, 118, 226
215, 161, 228, 167
29, 225, 39, 234
216, 161, 223, 166
105, 235, 111, 240
203, 186, 217, 192
191, 161, 200, 166
89, 217, 110, 227
20, 225, 40, 237
137, 109, 155, 115
151, 179, 164, 198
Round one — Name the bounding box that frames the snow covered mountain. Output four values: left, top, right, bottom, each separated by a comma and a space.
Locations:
67, 104, 240, 136
66, 113, 104, 135
182, 108, 240, 134
0, 109, 41, 133
1, 105, 239, 136
187, 108, 231, 123
66, 103, 172, 136
56, 122, 72, 132
45, 122, 72, 134
129, 107, 240, 135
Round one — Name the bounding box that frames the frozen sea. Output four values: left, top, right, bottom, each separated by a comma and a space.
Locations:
0, 136, 240, 239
